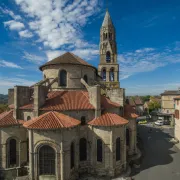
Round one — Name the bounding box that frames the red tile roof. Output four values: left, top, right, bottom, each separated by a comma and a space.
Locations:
124, 105, 139, 119
19, 91, 120, 111
23, 111, 80, 129
134, 97, 143, 105
0, 110, 24, 127
88, 112, 129, 126
40, 91, 94, 111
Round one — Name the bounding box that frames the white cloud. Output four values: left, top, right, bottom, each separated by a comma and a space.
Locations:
46, 50, 66, 61
46, 48, 99, 62
0, 7, 22, 20
23, 52, 46, 64
4, 20, 24, 30
119, 45, 180, 80
19, 30, 33, 38
0, 60, 23, 69
14, 0, 101, 50
0, 77, 35, 91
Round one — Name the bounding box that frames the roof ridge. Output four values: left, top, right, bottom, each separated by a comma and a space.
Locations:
107, 112, 115, 125
52, 111, 65, 127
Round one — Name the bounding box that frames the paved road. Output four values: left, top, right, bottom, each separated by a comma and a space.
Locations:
131, 124, 180, 180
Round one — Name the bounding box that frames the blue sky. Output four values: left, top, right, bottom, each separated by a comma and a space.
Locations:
0, 0, 180, 95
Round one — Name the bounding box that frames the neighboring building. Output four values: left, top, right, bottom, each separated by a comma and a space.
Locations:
143, 96, 161, 114
134, 97, 144, 116
0, 10, 139, 180
161, 90, 180, 114
126, 97, 144, 116
174, 96, 180, 142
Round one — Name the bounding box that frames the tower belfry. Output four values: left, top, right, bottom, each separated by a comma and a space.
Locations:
98, 10, 119, 88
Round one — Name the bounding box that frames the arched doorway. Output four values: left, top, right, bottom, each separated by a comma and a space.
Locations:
8, 139, 17, 167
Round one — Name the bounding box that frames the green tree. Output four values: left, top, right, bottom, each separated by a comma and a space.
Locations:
148, 100, 161, 113
0, 104, 9, 114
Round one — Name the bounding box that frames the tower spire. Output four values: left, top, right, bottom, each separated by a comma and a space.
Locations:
98, 9, 119, 88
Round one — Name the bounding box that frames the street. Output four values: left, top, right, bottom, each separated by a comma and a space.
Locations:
131, 124, 180, 180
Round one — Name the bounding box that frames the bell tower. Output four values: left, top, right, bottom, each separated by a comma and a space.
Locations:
98, 10, 119, 88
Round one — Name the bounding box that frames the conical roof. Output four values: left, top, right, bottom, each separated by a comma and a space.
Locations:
88, 112, 128, 126
23, 111, 80, 130
0, 110, 24, 127
39, 52, 96, 71
102, 10, 114, 27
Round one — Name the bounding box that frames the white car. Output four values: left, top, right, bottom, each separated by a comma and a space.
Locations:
155, 120, 164, 126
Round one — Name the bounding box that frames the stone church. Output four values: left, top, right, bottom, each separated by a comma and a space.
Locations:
0, 10, 139, 180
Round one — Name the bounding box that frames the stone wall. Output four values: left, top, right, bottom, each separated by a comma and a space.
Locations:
0, 126, 27, 170
8, 89, 14, 105
106, 88, 125, 107
161, 95, 176, 114
42, 64, 96, 89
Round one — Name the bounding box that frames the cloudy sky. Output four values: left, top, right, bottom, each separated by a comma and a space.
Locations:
0, 0, 180, 95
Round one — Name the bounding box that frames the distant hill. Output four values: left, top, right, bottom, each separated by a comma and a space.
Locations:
0, 94, 8, 104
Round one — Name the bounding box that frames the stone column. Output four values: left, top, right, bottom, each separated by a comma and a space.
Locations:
60, 141, 64, 180
29, 130, 34, 180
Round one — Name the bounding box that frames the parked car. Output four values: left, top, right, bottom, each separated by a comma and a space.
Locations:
155, 120, 164, 126
164, 120, 170, 125
138, 120, 147, 124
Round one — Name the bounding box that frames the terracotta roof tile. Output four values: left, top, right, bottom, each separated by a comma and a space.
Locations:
134, 97, 143, 105
0, 110, 24, 127
88, 112, 128, 126
40, 91, 94, 111
23, 111, 80, 129
124, 105, 139, 119
39, 52, 96, 71
19, 90, 120, 111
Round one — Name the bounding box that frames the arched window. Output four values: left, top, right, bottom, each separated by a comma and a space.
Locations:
8, 139, 17, 167
97, 139, 103, 162
81, 116, 86, 125
109, 68, 114, 81
59, 70, 67, 87
83, 75, 88, 84
70, 142, 75, 169
105, 33, 108, 39
116, 137, 121, 161
39, 145, 55, 175
126, 128, 130, 146
106, 51, 111, 62
102, 68, 106, 81
79, 138, 87, 161
27, 116, 31, 121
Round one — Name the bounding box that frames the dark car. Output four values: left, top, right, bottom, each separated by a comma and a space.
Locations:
164, 120, 170, 125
